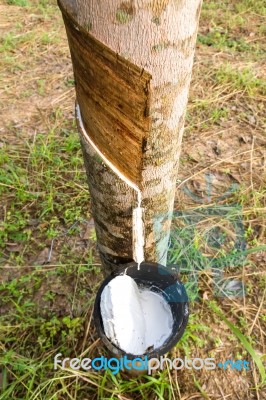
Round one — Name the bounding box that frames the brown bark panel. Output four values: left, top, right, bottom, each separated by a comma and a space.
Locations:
59, 0, 151, 186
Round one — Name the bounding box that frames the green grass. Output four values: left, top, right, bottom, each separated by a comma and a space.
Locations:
0, 117, 90, 264
0, 32, 34, 53
215, 64, 266, 96
209, 301, 266, 385
235, 0, 266, 14
197, 29, 253, 52
6, 0, 30, 6
199, 0, 265, 58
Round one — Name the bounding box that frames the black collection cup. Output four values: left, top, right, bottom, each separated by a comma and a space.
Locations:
93, 262, 189, 360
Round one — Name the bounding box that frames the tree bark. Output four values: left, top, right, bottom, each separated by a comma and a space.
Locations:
59, 0, 202, 273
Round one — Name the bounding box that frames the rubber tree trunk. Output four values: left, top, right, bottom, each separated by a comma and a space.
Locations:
59, 0, 202, 273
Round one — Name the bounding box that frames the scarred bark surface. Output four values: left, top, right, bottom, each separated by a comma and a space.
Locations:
59, 0, 202, 271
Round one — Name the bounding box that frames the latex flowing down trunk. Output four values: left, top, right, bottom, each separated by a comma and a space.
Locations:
59, 0, 202, 273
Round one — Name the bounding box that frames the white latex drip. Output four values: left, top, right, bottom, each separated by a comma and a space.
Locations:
133, 190, 144, 269
76, 104, 145, 266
